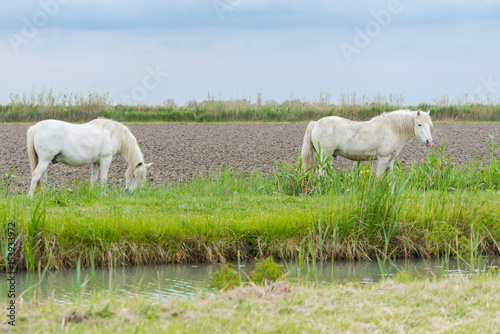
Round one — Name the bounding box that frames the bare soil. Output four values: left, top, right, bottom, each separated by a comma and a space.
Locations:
1, 123, 499, 192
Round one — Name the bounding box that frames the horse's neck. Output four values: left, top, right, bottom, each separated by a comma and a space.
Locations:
114, 126, 143, 167
382, 112, 416, 140
119, 142, 143, 168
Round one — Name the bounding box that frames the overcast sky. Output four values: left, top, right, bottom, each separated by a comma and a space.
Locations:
1, 0, 499, 106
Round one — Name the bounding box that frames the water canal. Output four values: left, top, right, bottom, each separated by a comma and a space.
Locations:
2, 257, 499, 303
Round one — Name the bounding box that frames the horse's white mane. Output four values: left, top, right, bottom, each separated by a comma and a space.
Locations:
88, 118, 144, 173
373, 109, 422, 138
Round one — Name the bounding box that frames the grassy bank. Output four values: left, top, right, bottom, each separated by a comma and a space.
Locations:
1, 142, 500, 272
1, 89, 500, 122
2, 275, 499, 332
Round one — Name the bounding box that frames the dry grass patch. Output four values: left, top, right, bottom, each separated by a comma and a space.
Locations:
3, 275, 499, 333
214, 281, 294, 302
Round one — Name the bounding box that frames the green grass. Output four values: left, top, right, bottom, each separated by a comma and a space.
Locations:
1, 139, 500, 272
1, 88, 500, 123
2, 274, 500, 333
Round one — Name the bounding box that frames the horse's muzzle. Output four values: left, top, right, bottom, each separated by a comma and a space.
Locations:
425, 140, 433, 147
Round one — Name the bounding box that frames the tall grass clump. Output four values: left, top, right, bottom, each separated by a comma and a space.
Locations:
404, 135, 500, 191
4, 88, 113, 122
418, 92, 500, 121
210, 256, 286, 290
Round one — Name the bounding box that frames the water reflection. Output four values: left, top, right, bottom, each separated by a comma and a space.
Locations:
287, 257, 500, 285
1, 257, 498, 304
1, 264, 218, 304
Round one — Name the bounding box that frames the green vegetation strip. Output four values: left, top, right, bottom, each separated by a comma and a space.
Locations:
1, 138, 500, 271
2, 275, 499, 332
0, 139, 499, 271
2, 88, 500, 122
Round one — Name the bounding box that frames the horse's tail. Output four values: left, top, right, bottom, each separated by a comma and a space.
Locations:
27, 125, 38, 173
301, 121, 317, 174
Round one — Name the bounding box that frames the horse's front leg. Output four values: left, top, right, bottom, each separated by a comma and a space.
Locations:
375, 156, 391, 177
99, 157, 112, 188
90, 163, 100, 186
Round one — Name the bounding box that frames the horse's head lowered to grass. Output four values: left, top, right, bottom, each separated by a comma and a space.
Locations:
125, 161, 153, 192
27, 118, 152, 197
414, 110, 433, 148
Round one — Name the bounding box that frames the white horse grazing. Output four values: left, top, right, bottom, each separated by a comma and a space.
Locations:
301, 109, 433, 177
27, 118, 152, 197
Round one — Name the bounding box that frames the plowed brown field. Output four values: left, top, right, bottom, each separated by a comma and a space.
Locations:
1, 123, 499, 192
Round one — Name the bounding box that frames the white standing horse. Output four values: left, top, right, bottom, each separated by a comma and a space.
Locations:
301, 110, 433, 177
27, 118, 152, 197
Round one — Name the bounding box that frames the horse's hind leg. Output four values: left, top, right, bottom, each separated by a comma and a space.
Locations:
40, 169, 48, 188
317, 149, 333, 177
28, 160, 50, 197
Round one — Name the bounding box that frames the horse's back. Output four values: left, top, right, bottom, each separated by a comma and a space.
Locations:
310, 116, 393, 160
32, 119, 83, 136
33, 119, 107, 138
31, 119, 111, 166
32, 120, 88, 145
31, 120, 71, 147
312, 116, 374, 143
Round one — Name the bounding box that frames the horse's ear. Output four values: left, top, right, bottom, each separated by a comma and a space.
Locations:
427, 109, 431, 114
417, 110, 421, 116
136, 162, 152, 169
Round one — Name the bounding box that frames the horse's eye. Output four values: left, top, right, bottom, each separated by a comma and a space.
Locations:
418, 124, 421, 126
